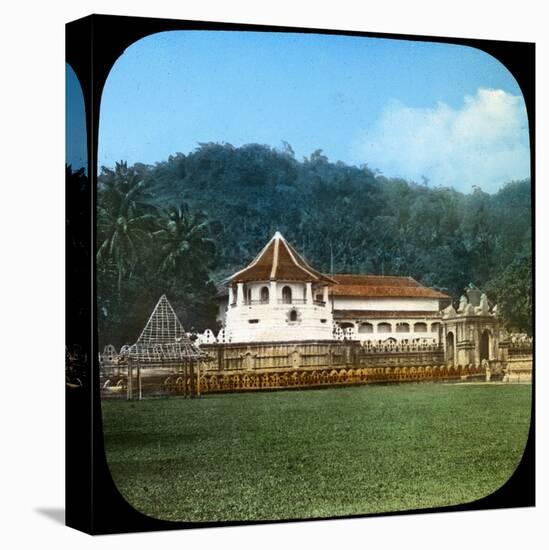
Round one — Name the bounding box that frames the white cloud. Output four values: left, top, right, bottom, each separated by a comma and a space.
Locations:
354, 88, 530, 192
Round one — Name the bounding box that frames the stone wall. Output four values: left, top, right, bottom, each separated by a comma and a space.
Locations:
202, 340, 446, 373
502, 339, 533, 382
192, 340, 467, 395
100, 337, 529, 400
201, 340, 352, 371
504, 358, 533, 383
504, 349, 533, 383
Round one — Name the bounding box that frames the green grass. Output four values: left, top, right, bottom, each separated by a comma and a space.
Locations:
101, 383, 531, 522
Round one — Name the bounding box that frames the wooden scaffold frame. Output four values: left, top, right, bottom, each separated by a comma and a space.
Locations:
117, 294, 210, 400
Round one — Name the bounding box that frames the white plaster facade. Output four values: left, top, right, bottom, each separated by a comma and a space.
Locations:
219, 233, 450, 345
334, 315, 443, 344
332, 296, 443, 343
333, 296, 440, 312
223, 280, 333, 343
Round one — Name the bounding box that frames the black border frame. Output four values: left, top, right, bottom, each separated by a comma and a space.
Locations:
65, 13, 535, 535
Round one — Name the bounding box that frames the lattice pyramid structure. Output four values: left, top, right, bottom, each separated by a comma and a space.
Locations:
119, 295, 209, 365
136, 294, 188, 345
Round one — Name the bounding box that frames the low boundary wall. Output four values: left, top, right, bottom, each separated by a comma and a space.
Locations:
100, 340, 488, 398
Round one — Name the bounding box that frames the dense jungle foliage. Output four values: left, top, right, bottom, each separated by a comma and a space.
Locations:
77, 142, 531, 346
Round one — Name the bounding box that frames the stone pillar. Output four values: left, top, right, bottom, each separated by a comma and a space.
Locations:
499, 340, 509, 364
491, 329, 499, 361
305, 282, 313, 304
236, 282, 244, 305
228, 285, 235, 305
270, 280, 277, 304
323, 285, 329, 304
472, 325, 480, 365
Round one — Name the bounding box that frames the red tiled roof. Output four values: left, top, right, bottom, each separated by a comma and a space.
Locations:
328, 274, 450, 299
227, 232, 337, 284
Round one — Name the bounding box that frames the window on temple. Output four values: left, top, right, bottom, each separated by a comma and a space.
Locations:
378, 322, 392, 333
414, 322, 428, 332
290, 309, 298, 321
396, 322, 410, 333
358, 322, 373, 333
282, 286, 292, 304
260, 286, 269, 303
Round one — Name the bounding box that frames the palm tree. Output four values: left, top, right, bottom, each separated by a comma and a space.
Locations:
97, 211, 155, 295
97, 162, 156, 296
154, 204, 215, 279
98, 161, 155, 218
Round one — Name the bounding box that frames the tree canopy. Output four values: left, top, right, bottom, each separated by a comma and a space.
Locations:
89, 142, 532, 345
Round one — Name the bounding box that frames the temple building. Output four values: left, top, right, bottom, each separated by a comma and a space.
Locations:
331, 275, 451, 343
219, 232, 452, 344
221, 232, 336, 342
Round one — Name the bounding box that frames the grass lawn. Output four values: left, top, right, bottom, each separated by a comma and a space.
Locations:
101, 383, 531, 522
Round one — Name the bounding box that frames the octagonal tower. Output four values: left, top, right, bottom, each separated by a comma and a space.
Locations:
223, 232, 337, 343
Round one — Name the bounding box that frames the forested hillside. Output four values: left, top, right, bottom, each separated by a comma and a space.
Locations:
89, 142, 532, 346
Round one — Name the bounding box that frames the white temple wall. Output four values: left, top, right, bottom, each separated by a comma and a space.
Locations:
335, 318, 442, 343
224, 300, 333, 342
332, 296, 440, 311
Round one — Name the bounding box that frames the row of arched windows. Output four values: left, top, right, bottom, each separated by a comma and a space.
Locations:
245, 285, 294, 303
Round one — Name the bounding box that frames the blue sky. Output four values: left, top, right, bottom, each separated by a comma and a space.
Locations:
66, 64, 87, 172
93, 31, 529, 193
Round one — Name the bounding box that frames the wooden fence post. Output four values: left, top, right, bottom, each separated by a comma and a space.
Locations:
127, 364, 132, 400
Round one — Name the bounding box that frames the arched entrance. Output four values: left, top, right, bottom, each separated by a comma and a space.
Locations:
480, 329, 491, 362
446, 331, 455, 365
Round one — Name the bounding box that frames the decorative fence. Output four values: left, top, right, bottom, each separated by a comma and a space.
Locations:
357, 342, 444, 368
99, 339, 480, 399
101, 362, 486, 398
101, 366, 201, 400
199, 340, 445, 372
98, 316, 534, 398
197, 363, 485, 394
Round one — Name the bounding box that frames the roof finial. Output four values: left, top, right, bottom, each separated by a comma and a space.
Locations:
274, 230, 283, 239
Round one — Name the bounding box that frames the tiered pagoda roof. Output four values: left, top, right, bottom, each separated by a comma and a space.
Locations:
226, 231, 337, 284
